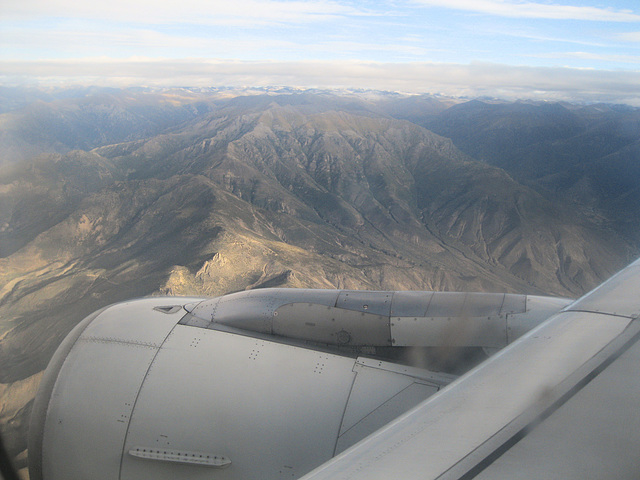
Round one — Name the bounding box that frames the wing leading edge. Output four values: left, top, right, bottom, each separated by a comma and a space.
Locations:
301, 259, 640, 480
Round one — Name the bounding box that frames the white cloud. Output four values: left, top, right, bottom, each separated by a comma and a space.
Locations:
531, 51, 640, 64
2, 58, 640, 105
616, 31, 640, 42
3, 0, 364, 26
308, 40, 433, 57
0, 27, 299, 53
486, 29, 612, 48
413, 0, 640, 22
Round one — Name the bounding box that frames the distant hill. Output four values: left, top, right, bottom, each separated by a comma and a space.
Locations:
0, 87, 219, 165
0, 88, 638, 469
420, 99, 640, 239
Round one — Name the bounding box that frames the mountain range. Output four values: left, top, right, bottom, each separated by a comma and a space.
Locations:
1, 87, 639, 473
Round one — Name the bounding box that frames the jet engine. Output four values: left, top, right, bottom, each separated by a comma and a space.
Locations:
29, 289, 571, 480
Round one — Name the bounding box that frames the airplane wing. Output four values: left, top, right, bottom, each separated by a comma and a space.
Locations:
301, 258, 640, 480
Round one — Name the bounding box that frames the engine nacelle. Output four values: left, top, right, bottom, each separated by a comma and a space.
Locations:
29, 289, 571, 479
187, 289, 572, 348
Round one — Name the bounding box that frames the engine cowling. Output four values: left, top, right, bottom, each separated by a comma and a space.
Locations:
29, 289, 571, 479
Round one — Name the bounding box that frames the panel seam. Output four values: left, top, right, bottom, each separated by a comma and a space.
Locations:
116, 316, 187, 480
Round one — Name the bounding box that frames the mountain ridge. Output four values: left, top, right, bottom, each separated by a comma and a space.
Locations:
0, 89, 638, 469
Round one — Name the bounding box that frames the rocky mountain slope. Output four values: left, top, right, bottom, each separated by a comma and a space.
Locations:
420, 99, 640, 238
0, 89, 638, 472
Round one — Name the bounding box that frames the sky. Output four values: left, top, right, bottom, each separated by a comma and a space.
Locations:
1, 0, 640, 103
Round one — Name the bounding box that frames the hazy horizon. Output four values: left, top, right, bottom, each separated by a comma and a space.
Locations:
2, 0, 640, 105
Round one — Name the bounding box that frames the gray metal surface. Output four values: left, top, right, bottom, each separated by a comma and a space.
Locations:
30, 284, 581, 480
33, 295, 456, 480
119, 325, 358, 480
422, 291, 468, 317
335, 383, 438, 455
32, 297, 205, 480
336, 291, 393, 316
184, 289, 570, 349
507, 295, 573, 342
335, 359, 452, 455
188, 288, 341, 332
339, 360, 444, 436
128, 447, 231, 467
301, 310, 633, 480
388, 291, 434, 317
28, 307, 107, 480
500, 293, 527, 315
474, 330, 640, 479
390, 315, 507, 347
300, 257, 640, 480
566, 259, 640, 317
273, 303, 391, 345
461, 292, 506, 316
43, 341, 159, 480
